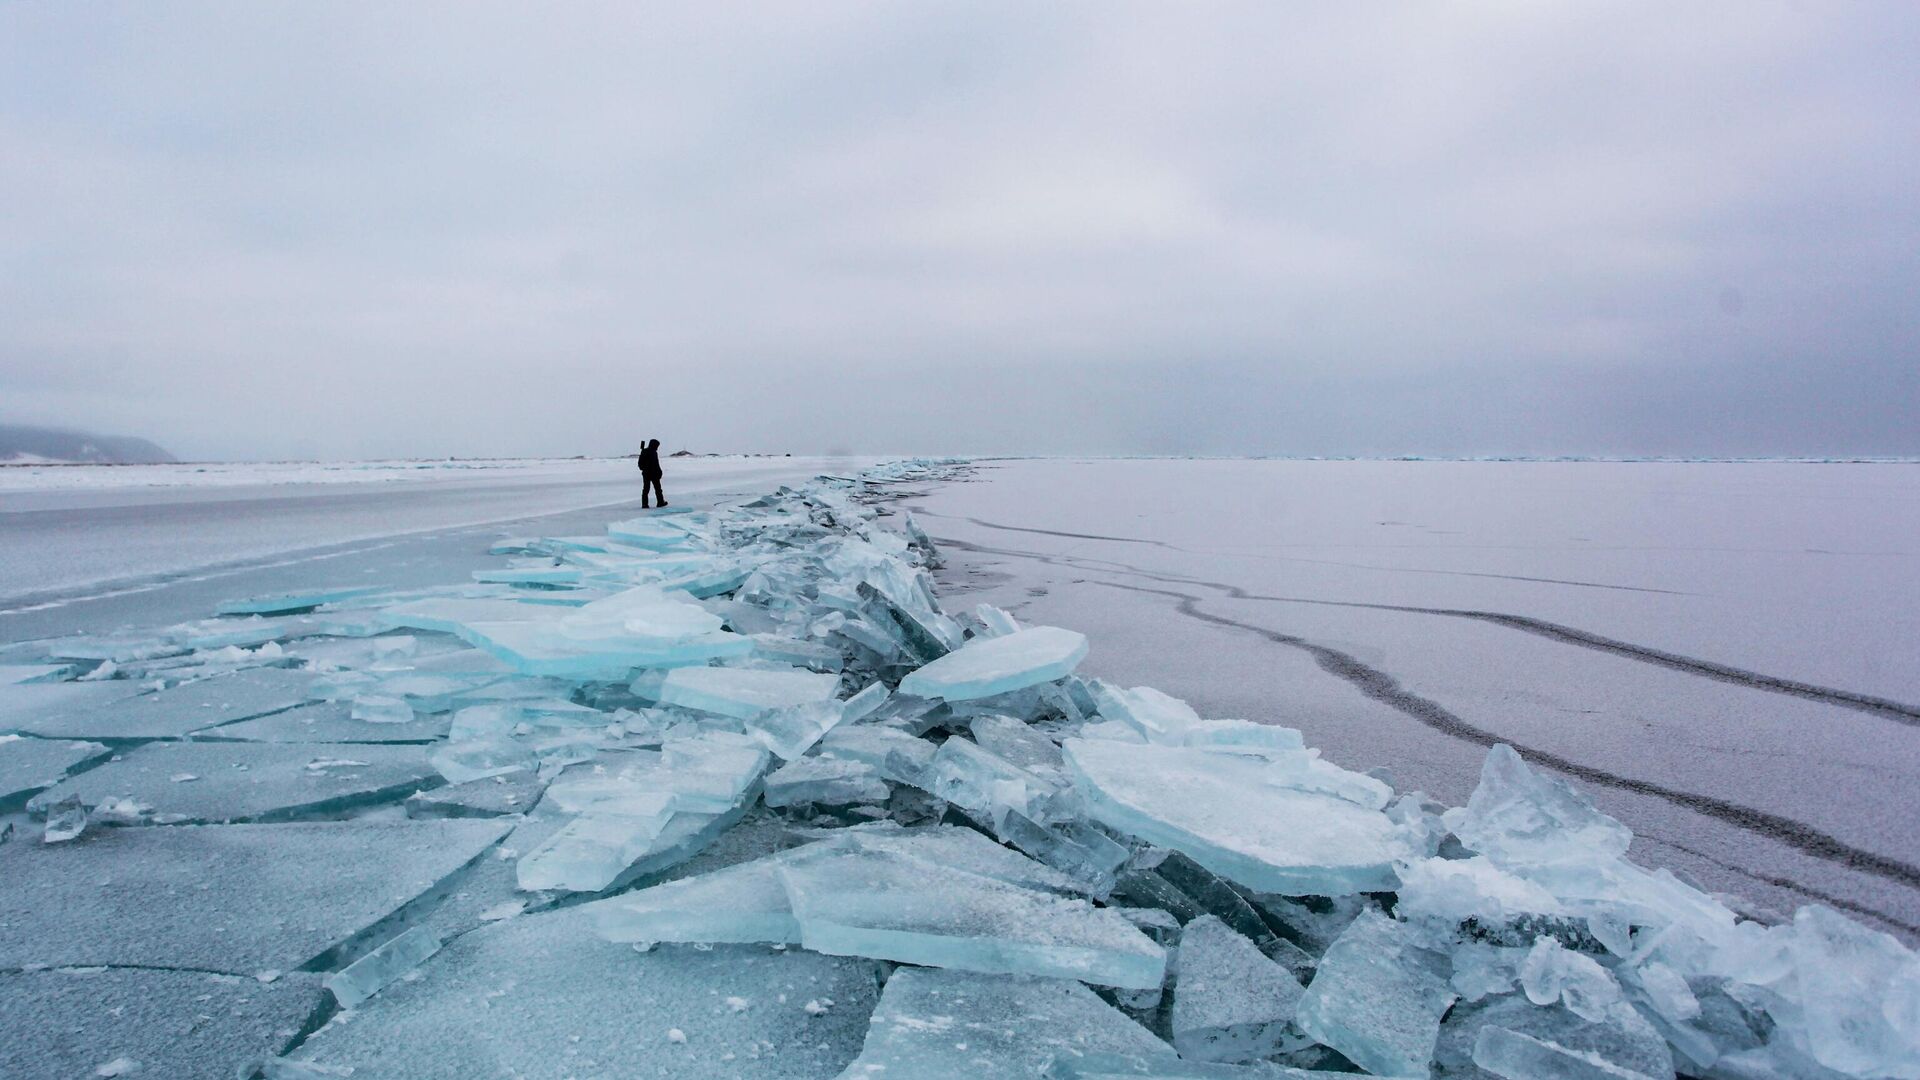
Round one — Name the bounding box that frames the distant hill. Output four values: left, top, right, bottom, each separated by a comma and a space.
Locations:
0, 424, 177, 464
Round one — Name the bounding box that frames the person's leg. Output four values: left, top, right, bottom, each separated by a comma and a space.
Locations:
654, 477, 668, 506
641, 475, 653, 508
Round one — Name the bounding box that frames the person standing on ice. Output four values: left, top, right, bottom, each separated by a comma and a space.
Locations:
638, 439, 667, 508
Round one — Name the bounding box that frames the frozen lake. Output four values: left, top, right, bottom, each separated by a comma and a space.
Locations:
2, 455, 1916, 1077
0, 456, 867, 625
908, 458, 1920, 939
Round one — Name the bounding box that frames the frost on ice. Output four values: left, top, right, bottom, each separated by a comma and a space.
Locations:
1, 457, 1917, 1079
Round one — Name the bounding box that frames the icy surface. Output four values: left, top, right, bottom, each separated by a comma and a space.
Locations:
0, 819, 507, 971
0, 734, 109, 810
27, 741, 440, 824
0, 968, 326, 1080
286, 907, 880, 1078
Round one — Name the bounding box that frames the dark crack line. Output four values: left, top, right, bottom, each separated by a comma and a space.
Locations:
1641, 834, 1920, 938
1089, 577, 1920, 901
915, 509, 1691, 595
935, 536, 1920, 725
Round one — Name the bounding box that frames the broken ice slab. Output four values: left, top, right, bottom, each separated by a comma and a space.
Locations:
587, 850, 804, 945
927, 734, 1067, 827
975, 602, 1022, 637
471, 564, 584, 586
282, 908, 879, 1078
516, 807, 677, 894
41, 633, 187, 664
405, 771, 548, 819
998, 811, 1131, 896
544, 737, 768, 817
325, 924, 444, 1009
0, 662, 82, 684
1065, 739, 1412, 896
464, 617, 752, 679
376, 596, 557, 635
7, 667, 316, 741
197, 701, 451, 743
1447, 743, 1633, 867
839, 968, 1170, 1079
0, 819, 508, 972
606, 515, 697, 550
662, 560, 754, 599
971, 712, 1065, 770
842, 823, 1086, 893
0, 680, 147, 738
40, 793, 87, 842
0, 967, 327, 1080
656, 664, 841, 720
750, 633, 845, 671
26, 741, 442, 825
351, 694, 415, 723
1047, 1055, 1365, 1078
1182, 719, 1307, 754
764, 755, 889, 808
558, 583, 726, 642
430, 737, 537, 784
1294, 910, 1457, 1079
818, 723, 938, 783
1093, 681, 1202, 743
1172, 915, 1307, 1063
0, 734, 110, 812
898, 625, 1089, 700
1755, 903, 1920, 1079
778, 842, 1166, 987
216, 585, 387, 616
1440, 993, 1675, 1080
170, 614, 312, 650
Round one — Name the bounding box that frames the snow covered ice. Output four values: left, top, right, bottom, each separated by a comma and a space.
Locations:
2, 457, 1918, 1079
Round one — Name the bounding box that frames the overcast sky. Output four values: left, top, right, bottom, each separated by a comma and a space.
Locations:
2, 2, 1916, 461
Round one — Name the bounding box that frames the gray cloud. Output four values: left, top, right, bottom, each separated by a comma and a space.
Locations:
2, 1, 1916, 460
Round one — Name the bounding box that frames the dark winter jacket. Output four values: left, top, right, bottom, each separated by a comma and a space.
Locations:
638, 445, 662, 478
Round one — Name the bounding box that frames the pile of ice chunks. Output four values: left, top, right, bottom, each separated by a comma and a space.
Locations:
3, 457, 1917, 1080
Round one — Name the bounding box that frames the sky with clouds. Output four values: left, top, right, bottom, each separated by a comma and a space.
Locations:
2, 2, 1916, 460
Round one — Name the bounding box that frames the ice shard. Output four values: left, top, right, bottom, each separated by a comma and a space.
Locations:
1294, 910, 1456, 1078
1447, 743, 1633, 867
1064, 739, 1411, 895
1171, 915, 1308, 1063
325, 925, 444, 1009
898, 625, 1089, 700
